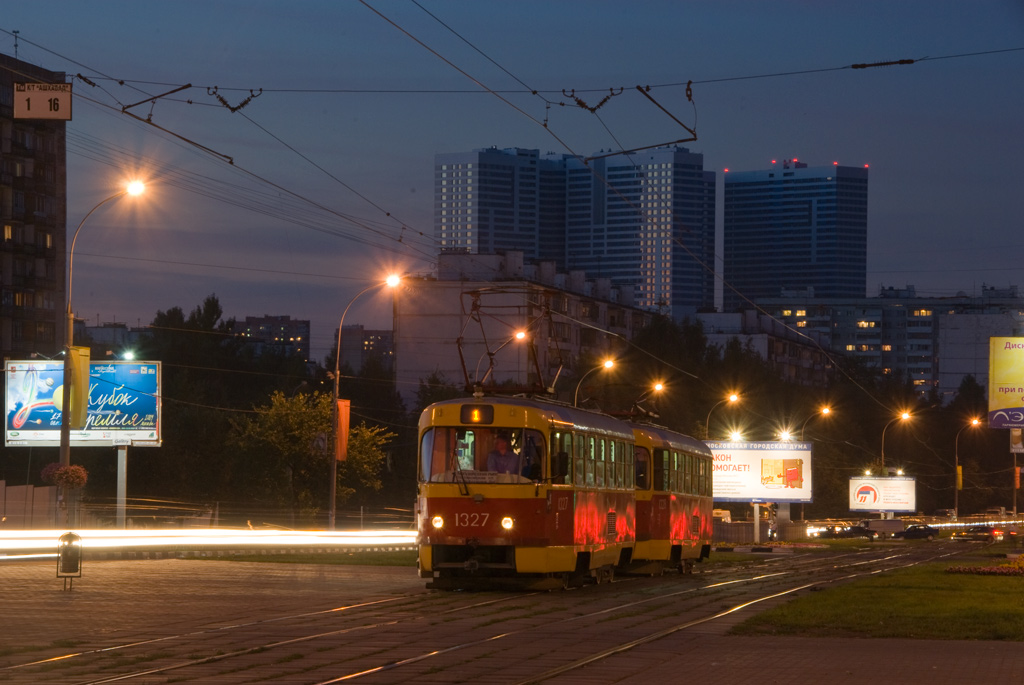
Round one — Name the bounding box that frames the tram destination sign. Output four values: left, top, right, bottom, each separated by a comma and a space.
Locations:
5, 360, 161, 447
14, 82, 73, 120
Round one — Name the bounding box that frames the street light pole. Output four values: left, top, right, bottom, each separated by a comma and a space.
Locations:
329, 275, 400, 530
954, 418, 981, 519
880, 411, 911, 472
60, 183, 145, 469
574, 359, 614, 407
704, 393, 739, 440
799, 406, 832, 441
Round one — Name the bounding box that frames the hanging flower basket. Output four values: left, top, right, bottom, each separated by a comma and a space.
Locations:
41, 463, 89, 490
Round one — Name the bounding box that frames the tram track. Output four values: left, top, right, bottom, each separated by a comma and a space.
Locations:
0, 543, 965, 684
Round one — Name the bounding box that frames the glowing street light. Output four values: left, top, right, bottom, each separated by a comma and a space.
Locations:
880, 411, 911, 471
954, 417, 982, 518
59, 182, 146, 470
705, 393, 740, 439
799, 406, 832, 440
574, 359, 614, 407
329, 274, 401, 530
475, 328, 527, 385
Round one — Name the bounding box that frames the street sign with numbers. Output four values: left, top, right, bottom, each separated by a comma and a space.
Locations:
14, 82, 72, 120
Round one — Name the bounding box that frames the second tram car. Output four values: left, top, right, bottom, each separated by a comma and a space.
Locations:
415, 395, 713, 589
629, 422, 713, 574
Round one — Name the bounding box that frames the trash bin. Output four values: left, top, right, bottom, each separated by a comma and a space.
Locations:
57, 532, 82, 589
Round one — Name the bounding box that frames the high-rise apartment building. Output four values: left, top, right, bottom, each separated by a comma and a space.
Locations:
434, 145, 716, 319
723, 160, 868, 311
0, 54, 66, 359
434, 147, 565, 263
565, 146, 716, 317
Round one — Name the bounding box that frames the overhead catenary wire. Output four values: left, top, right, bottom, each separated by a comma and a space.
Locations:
3, 23, 1017, 418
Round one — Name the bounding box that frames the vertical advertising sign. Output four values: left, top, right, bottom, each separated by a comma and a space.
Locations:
5, 360, 161, 447
988, 337, 1024, 429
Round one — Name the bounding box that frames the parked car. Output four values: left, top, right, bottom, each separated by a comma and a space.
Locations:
952, 525, 1004, 542
933, 509, 957, 520
817, 524, 877, 540
893, 524, 940, 540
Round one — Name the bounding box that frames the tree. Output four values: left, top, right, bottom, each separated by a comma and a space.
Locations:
338, 423, 397, 507
229, 391, 332, 526
228, 391, 396, 524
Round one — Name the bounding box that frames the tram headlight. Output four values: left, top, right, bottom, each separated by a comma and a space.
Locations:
431, 515, 444, 529
501, 516, 515, 530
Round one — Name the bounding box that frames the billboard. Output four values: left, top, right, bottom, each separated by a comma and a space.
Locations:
706, 441, 812, 503
988, 337, 1024, 429
848, 476, 916, 513
5, 360, 161, 447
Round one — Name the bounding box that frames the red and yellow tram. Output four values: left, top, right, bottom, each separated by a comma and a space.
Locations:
415, 395, 712, 589
629, 422, 713, 573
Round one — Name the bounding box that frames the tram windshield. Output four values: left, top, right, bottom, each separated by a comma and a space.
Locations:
420, 426, 546, 484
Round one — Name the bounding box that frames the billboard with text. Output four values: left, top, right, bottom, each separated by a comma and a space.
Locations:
848, 476, 916, 513
989, 337, 1024, 429
5, 360, 161, 447
707, 441, 813, 503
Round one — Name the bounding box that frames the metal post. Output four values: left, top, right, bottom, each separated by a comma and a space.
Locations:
117, 446, 128, 528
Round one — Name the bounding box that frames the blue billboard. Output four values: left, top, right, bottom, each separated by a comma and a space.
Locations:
5, 360, 161, 447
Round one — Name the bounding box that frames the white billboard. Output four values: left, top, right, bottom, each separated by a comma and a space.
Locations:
707, 441, 812, 503
848, 476, 916, 513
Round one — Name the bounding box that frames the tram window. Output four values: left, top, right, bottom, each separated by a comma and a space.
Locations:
625, 444, 634, 489
595, 438, 606, 488
607, 440, 616, 489
520, 430, 545, 481
635, 447, 651, 490
699, 458, 709, 495
653, 448, 668, 491
613, 441, 624, 488
589, 438, 598, 485
575, 438, 586, 487
668, 451, 678, 493
551, 431, 572, 484
603, 439, 611, 488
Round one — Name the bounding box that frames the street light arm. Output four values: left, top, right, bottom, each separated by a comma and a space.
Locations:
67, 190, 127, 313
704, 398, 726, 437
573, 360, 614, 407
573, 366, 601, 407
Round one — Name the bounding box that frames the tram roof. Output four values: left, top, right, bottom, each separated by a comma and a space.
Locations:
628, 421, 713, 457
423, 395, 635, 440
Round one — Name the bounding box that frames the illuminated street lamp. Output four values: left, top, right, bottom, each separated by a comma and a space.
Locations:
329, 274, 401, 530
954, 418, 982, 519
880, 411, 911, 471
475, 329, 527, 385
705, 393, 740, 439
59, 181, 146, 469
574, 359, 614, 407
799, 406, 832, 440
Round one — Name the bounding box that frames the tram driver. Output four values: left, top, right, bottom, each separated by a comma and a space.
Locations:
487, 435, 521, 475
